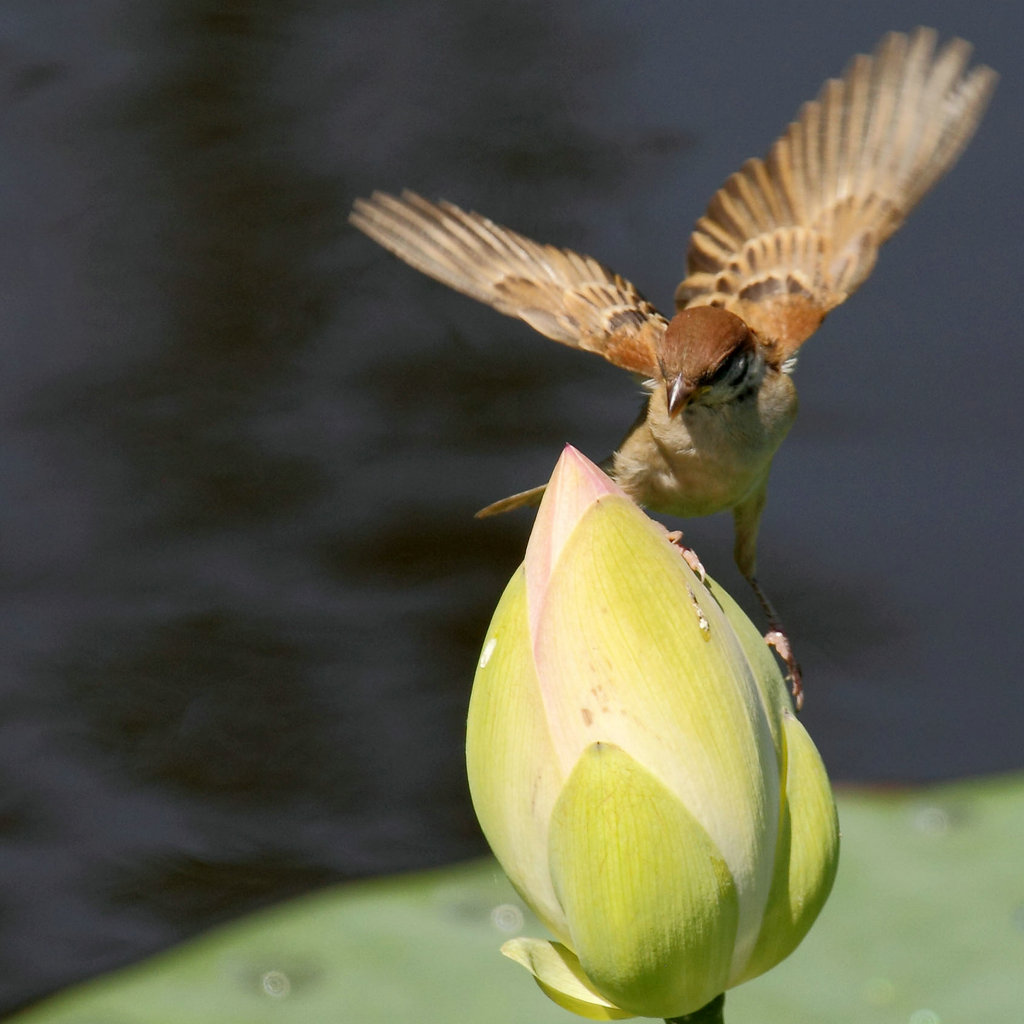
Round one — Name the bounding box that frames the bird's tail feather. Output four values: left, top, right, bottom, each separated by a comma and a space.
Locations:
474, 484, 547, 518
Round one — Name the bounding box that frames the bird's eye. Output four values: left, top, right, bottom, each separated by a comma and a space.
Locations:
708, 350, 749, 387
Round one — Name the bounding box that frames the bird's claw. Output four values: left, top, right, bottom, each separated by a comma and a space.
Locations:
764, 629, 803, 711
666, 530, 706, 583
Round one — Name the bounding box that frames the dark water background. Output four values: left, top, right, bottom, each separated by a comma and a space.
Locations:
1, 0, 1021, 1013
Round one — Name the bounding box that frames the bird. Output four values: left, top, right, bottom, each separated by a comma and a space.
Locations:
349, 28, 996, 705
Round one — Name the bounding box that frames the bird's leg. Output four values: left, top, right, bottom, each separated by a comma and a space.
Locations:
748, 575, 803, 712
733, 485, 803, 711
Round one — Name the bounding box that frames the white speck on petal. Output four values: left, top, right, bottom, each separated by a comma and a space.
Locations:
479, 637, 497, 668
686, 586, 711, 639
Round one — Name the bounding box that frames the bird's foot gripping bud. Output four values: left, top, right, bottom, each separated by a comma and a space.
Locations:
666, 529, 707, 582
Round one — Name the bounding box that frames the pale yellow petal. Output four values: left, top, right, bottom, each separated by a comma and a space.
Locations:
465, 566, 569, 940
502, 938, 635, 1020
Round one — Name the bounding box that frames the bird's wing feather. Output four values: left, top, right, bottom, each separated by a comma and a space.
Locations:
350, 190, 666, 377
676, 28, 997, 359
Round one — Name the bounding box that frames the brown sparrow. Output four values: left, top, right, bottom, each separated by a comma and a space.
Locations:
350, 29, 996, 705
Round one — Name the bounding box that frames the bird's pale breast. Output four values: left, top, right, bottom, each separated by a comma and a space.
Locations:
612, 372, 797, 518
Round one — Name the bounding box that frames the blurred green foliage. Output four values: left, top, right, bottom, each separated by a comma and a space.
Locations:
12, 775, 1024, 1024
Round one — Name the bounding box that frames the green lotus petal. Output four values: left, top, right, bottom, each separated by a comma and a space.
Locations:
465, 565, 569, 941
534, 497, 779, 961
501, 938, 635, 1020
735, 710, 840, 985
704, 574, 790, 752
548, 742, 736, 1018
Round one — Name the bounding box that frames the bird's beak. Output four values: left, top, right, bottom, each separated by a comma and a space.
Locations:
666, 375, 694, 417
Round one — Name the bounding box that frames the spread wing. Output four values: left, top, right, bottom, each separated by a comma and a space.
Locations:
676, 27, 997, 359
350, 190, 666, 377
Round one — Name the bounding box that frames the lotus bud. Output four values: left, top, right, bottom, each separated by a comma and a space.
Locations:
466, 446, 838, 1020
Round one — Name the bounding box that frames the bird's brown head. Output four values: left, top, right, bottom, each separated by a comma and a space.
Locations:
659, 306, 756, 415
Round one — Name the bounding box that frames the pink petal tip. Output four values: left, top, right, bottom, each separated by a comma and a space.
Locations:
525, 447, 626, 622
